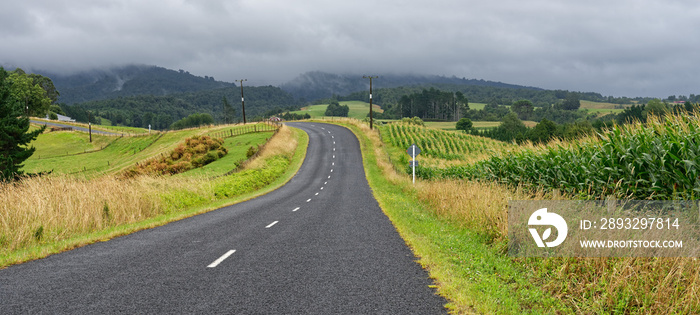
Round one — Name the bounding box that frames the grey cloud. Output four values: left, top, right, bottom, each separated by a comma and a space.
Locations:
2, 0, 700, 97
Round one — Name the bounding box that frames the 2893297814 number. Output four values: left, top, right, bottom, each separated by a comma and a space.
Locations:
599, 217, 680, 230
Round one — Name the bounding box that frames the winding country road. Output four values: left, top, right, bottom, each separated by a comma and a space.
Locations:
30, 119, 121, 135
0, 122, 446, 313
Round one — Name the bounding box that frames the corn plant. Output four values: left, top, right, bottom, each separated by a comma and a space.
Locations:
460, 114, 700, 199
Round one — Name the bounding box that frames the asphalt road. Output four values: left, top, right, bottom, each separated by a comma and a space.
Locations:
0, 122, 447, 314
30, 119, 120, 135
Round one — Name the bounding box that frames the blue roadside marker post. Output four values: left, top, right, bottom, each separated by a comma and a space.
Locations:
407, 143, 421, 184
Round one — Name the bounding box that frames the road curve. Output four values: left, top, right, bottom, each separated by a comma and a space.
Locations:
30, 119, 121, 135
0, 122, 447, 313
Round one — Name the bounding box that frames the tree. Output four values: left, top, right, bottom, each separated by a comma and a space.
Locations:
324, 101, 349, 117
0, 67, 45, 180
7, 69, 52, 117
617, 104, 646, 124
491, 112, 527, 143
528, 118, 557, 144
170, 113, 214, 130
559, 92, 581, 111
645, 99, 669, 117
511, 99, 534, 120
222, 96, 235, 124
455, 118, 473, 132
28, 73, 60, 104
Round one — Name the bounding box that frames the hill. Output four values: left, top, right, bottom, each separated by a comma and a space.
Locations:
37, 65, 235, 104
279, 71, 542, 102
65, 85, 298, 129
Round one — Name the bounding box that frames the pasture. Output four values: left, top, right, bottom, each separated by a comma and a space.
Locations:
290, 101, 383, 120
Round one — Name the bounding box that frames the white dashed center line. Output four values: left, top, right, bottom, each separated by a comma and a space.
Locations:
315, 192, 319, 196
293, 207, 300, 212
307, 198, 312, 202
266, 221, 279, 228
207, 250, 236, 268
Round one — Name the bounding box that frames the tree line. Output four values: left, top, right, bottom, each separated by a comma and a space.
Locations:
338, 83, 673, 113
466, 99, 700, 144
62, 85, 300, 130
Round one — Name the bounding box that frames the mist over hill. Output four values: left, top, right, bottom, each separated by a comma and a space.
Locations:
36, 65, 235, 104
279, 71, 541, 102
31, 64, 548, 106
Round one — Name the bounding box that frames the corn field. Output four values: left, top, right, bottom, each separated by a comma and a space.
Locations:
381, 123, 511, 160
443, 114, 700, 199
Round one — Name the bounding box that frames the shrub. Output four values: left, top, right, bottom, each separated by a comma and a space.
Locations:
401, 116, 425, 126
125, 135, 226, 176
246, 145, 259, 158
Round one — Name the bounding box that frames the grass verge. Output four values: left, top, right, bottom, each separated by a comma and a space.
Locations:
0, 125, 308, 268
338, 117, 700, 313
321, 118, 567, 313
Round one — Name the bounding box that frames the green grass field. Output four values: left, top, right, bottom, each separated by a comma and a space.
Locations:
31, 117, 150, 134
468, 102, 487, 110
30, 130, 114, 159
24, 123, 280, 178
179, 131, 275, 178
290, 101, 383, 120
579, 100, 628, 116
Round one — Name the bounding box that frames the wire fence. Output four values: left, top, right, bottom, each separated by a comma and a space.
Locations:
209, 121, 282, 139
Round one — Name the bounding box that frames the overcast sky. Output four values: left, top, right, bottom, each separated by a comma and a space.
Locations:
2, 0, 699, 97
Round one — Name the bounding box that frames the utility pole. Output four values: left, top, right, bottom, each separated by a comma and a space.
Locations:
88, 111, 92, 143
363, 75, 378, 129
235, 79, 247, 124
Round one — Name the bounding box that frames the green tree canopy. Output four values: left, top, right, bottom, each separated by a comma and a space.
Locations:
324, 101, 349, 117
559, 92, 581, 111
455, 118, 473, 131
527, 118, 557, 144
645, 99, 669, 117
170, 113, 214, 130
511, 99, 534, 120
0, 67, 45, 180
7, 69, 52, 117
222, 96, 236, 124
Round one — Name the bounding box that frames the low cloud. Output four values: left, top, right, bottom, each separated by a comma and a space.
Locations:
2, 0, 700, 97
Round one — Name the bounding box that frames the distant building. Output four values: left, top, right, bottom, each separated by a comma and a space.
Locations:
269, 116, 282, 122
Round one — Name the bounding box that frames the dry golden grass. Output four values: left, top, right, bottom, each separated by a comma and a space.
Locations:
340, 117, 700, 313
0, 125, 297, 261
0, 175, 197, 254
244, 125, 296, 169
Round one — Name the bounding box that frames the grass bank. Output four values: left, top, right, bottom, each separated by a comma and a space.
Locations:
0, 125, 308, 268
339, 117, 699, 313
323, 118, 566, 313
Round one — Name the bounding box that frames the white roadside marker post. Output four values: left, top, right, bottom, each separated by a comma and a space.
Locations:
412, 145, 416, 184
407, 144, 421, 185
